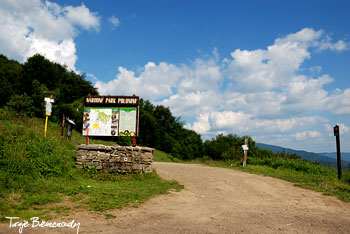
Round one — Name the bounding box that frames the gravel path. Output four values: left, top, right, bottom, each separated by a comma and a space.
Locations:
2, 162, 350, 233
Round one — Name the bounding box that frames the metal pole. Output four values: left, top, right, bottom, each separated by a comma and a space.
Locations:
44, 115, 48, 137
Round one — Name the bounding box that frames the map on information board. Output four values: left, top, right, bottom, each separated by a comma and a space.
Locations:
82, 107, 119, 136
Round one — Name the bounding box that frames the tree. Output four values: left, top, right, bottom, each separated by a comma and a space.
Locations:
0, 55, 23, 107
138, 98, 203, 159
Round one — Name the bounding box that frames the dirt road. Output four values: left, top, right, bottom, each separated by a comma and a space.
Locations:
2, 162, 350, 233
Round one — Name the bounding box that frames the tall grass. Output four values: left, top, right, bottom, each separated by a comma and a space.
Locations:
0, 110, 183, 220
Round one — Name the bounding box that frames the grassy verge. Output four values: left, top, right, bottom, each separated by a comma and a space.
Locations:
154, 150, 182, 162
0, 112, 183, 221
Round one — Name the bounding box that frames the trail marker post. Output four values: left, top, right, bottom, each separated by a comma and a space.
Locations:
242, 138, 249, 167
44, 95, 54, 137
334, 125, 342, 179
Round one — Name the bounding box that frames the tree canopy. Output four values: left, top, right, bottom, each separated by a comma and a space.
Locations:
0, 54, 97, 122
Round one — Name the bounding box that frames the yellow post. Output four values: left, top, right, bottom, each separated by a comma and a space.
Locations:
44, 115, 48, 137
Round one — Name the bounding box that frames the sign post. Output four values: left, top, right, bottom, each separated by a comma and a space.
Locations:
44, 115, 49, 137
44, 96, 54, 137
334, 125, 342, 179
242, 138, 249, 167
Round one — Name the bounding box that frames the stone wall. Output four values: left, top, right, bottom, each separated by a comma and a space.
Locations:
76, 144, 153, 174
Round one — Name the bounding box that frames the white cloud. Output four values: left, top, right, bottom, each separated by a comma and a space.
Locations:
177, 57, 222, 93
337, 123, 350, 134
293, 131, 322, 141
327, 89, 350, 115
318, 36, 349, 52
188, 113, 211, 134
280, 74, 333, 114
187, 110, 325, 137
25, 36, 77, 70
95, 62, 184, 100
158, 90, 220, 118
64, 4, 100, 31
225, 28, 325, 93
86, 73, 98, 82
0, 0, 100, 71
108, 15, 120, 30
96, 54, 224, 118
93, 28, 349, 150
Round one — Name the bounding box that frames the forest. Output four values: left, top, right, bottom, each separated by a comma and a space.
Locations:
0, 53, 284, 161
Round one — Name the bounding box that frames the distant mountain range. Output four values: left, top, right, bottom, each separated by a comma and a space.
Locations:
256, 143, 350, 169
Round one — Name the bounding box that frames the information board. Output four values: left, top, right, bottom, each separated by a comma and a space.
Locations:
82, 95, 139, 137
119, 107, 137, 136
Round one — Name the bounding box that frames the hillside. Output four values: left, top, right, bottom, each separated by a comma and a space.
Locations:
256, 142, 350, 169
0, 112, 182, 220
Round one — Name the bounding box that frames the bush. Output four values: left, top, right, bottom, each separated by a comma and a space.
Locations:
343, 170, 350, 184
248, 156, 333, 176
5, 94, 35, 117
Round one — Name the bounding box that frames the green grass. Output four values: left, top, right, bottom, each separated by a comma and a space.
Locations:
105, 213, 116, 219
153, 150, 182, 162
0, 111, 183, 221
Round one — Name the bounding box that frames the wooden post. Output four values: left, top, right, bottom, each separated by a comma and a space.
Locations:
334, 125, 342, 179
61, 114, 65, 139
132, 137, 137, 147
86, 128, 90, 145
243, 152, 246, 167
242, 138, 248, 167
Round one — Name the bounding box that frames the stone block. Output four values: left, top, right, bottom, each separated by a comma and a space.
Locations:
109, 157, 120, 163
77, 150, 88, 156
142, 147, 154, 153
141, 155, 153, 162
144, 165, 153, 173
87, 155, 95, 160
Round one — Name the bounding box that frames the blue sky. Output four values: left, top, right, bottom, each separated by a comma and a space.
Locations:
1, 0, 350, 152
